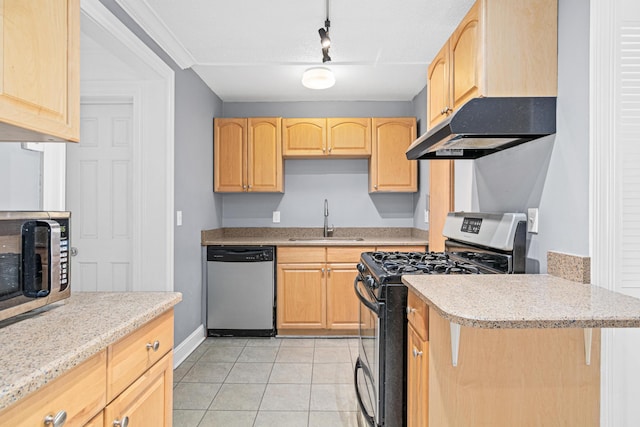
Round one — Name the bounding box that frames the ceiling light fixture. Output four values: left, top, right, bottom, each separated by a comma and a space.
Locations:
302, 0, 335, 90
301, 67, 335, 90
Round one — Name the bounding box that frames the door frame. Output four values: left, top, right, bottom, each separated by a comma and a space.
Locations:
42, 0, 175, 292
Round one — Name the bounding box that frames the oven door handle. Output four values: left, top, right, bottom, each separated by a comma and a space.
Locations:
354, 276, 380, 315
354, 357, 377, 427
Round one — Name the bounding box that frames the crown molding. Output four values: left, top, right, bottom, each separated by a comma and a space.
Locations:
113, 0, 195, 69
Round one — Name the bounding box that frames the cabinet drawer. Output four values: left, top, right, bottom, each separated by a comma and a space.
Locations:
0, 350, 106, 426
326, 246, 374, 263
278, 246, 326, 263
107, 309, 174, 401
407, 290, 429, 341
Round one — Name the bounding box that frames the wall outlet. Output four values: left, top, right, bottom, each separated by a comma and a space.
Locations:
272, 211, 281, 223
424, 209, 429, 223
527, 208, 539, 234
176, 210, 183, 226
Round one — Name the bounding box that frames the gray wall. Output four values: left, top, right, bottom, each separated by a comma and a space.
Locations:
221, 101, 417, 228
98, 0, 223, 345
0, 144, 42, 210
458, 0, 590, 272
411, 86, 430, 231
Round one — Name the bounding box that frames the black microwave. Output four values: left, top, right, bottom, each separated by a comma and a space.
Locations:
0, 211, 70, 322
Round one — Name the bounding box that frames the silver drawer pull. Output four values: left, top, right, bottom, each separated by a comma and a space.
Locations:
146, 340, 160, 351
44, 411, 67, 427
412, 347, 423, 357
406, 306, 416, 315
113, 416, 129, 427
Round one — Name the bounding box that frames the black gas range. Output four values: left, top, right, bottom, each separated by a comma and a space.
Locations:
354, 212, 527, 427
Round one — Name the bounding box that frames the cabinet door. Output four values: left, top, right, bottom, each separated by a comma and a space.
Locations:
277, 263, 326, 329
105, 352, 173, 427
327, 118, 372, 157
248, 117, 283, 192
451, 1, 481, 111
214, 118, 247, 192
427, 41, 451, 130
282, 118, 326, 157
0, 0, 79, 142
428, 160, 454, 252
326, 263, 361, 330
407, 324, 428, 427
370, 118, 418, 192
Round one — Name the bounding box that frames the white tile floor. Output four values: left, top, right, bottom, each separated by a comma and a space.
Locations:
173, 337, 360, 427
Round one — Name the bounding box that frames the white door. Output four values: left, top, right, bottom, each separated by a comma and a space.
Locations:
66, 101, 134, 291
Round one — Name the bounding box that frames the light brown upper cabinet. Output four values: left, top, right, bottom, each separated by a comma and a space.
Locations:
0, 0, 80, 142
214, 118, 283, 193
370, 118, 418, 193
283, 118, 371, 158
427, 0, 558, 129
327, 118, 371, 157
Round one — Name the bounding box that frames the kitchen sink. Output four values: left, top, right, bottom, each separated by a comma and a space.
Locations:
288, 237, 365, 242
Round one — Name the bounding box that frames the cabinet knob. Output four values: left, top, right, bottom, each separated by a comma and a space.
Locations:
374, 185, 378, 190
321, 268, 325, 274
328, 147, 332, 153
146, 340, 160, 352
322, 147, 326, 153
44, 411, 67, 427
248, 184, 252, 189
70, 247, 78, 257
406, 306, 416, 315
412, 347, 423, 358
327, 268, 332, 273
113, 416, 129, 427
243, 185, 247, 190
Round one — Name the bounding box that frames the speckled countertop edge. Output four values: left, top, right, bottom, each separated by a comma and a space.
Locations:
201, 227, 429, 247
0, 292, 182, 411
402, 274, 640, 329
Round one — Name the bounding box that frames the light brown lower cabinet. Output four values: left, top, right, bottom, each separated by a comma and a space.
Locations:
277, 245, 425, 335
407, 289, 429, 427
277, 246, 375, 334
0, 309, 174, 427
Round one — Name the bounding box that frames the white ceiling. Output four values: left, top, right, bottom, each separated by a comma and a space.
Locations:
114, 0, 476, 102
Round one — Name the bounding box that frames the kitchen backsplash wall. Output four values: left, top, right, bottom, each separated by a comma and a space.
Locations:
220, 100, 416, 228
411, 86, 430, 232
0, 144, 42, 210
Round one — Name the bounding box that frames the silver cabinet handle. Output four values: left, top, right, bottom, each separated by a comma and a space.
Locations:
242, 185, 247, 190
406, 306, 416, 315
412, 347, 423, 357
328, 147, 332, 153
321, 268, 325, 273
70, 247, 78, 257
326, 268, 331, 273
113, 416, 129, 427
146, 340, 160, 351
322, 147, 326, 153
44, 411, 67, 427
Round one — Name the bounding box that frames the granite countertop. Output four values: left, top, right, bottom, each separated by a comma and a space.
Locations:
403, 274, 640, 329
201, 227, 429, 247
0, 292, 182, 412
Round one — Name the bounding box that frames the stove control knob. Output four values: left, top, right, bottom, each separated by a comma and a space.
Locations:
357, 263, 366, 273
365, 276, 378, 289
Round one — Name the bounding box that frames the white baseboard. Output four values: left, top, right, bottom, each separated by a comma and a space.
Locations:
173, 324, 206, 368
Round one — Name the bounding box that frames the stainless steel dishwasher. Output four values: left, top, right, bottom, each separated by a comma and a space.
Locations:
206, 246, 275, 337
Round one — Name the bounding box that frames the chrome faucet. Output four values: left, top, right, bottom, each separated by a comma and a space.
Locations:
323, 199, 335, 237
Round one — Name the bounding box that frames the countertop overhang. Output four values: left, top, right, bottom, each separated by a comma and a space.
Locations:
0, 292, 182, 411
403, 274, 640, 329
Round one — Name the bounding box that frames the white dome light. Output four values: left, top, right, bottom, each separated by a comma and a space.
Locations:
302, 67, 335, 90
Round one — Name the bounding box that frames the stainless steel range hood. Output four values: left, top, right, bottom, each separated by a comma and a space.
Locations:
406, 97, 557, 160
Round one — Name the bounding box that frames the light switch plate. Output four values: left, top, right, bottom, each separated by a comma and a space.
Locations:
176, 210, 183, 226
424, 209, 429, 223
273, 211, 281, 223
527, 208, 539, 234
